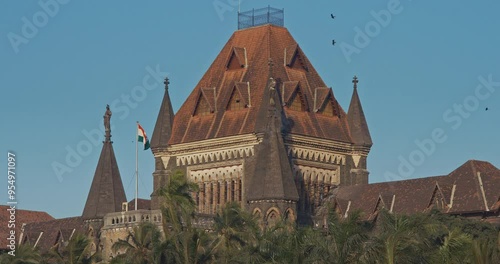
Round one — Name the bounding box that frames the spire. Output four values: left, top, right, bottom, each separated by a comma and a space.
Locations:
151, 77, 175, 151
246, 78, 299, 202
347, 76, 372, 147
82, 105, 127, 220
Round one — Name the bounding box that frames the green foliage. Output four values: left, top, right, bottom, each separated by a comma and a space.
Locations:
0, 244, 40, 264
42, 233, 99, 264
111, 222, 163, 264
7, 175, 498, 264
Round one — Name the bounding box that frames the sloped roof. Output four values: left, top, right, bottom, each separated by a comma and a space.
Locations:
347, 78, 372, 146
168, 25, 353, 145
127, 198, 151, 211
22, 216, 86, 252
245, 80, 299, 202
82, 109, 127, 220
328, 160, 500, 220
151, 79, 174, 150
446, 160, 500, 213
0, 206, 54, 249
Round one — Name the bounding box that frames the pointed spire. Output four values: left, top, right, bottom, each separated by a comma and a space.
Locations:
82, 105, 127, 220
151, 76, 175, 151
347, 76, 372, 147
246, 79, 299, 202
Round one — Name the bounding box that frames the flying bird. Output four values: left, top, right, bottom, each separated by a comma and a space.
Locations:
332, 40, 336, 46
485, 107, 489, 111
331, 14, 335, 19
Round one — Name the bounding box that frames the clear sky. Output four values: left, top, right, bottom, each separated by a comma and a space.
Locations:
1, 1, 499, 219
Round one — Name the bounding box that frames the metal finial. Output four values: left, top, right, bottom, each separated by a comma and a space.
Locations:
164, 77, 170, 89
352, 76, 359, 89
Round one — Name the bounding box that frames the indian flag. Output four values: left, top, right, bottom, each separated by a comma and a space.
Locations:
137, 123, 150, 150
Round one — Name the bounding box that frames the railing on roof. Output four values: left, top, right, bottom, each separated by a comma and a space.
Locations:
238, 6, 284, 30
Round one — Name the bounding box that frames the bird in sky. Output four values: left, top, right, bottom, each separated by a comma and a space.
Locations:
485, 107, 489, 111
331, 14, 335, 19
332, 40, 336, 46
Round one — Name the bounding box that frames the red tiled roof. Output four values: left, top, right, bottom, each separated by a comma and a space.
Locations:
22, 216, 86, 252
329, 160, 500, 220
0, 206, 54, 249
127, 198, 151, 211
169, 25, 352, 145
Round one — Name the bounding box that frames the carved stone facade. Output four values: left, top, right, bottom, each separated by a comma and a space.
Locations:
150, 24, 372, 225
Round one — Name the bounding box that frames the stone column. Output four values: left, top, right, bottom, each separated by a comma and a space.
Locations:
220, 181, 226, 207
198, 182, 204, 213
227, 180, 233, 202
213, 181, 219, 213
234, 179, 240, 203
205, 182, 211, 214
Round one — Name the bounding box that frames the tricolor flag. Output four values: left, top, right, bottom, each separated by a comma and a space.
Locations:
137, 123, 150, 150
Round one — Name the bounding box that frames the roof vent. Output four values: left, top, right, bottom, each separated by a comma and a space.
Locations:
238, 6, 284, 30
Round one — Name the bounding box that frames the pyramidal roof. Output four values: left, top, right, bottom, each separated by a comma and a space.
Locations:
446, 160, 500, 213
151, 78, 174, 151
246, 78, 299, 202
347, 76, 372, 146
168, 24, 355, 145
82, 106, 127, 220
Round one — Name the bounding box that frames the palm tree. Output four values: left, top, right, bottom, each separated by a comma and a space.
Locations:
111, 222, 163, 264
43, 233, 98, 264
211, 202, 259, 263
0, 244, 41, 264
368, 210, 430, 264
156, 170, 212, 264
156, 170, 199, 234
258, 220, 316, 264
431, 228, 472, 264
311, 208, 370, 264
469, 238, 500, 264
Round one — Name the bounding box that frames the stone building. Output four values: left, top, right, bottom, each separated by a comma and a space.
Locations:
315, 159, 500, 227
150, 8, 372, 225
21, 106, 160, 261
16, 7, 498, 263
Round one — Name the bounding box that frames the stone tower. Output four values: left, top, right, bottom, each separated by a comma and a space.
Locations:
150, 12, 372, 224
82, 105, 127, 251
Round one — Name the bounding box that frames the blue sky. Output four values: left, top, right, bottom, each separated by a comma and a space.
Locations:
1, 1, 499, 219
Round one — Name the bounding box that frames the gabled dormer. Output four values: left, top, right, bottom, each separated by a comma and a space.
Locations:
282, 81, 307, 111
227, 82, 251, 110
285, 44, 308, 71
314, 87, 338, 117
193, 87, 216, 116
226, 47, 247, 70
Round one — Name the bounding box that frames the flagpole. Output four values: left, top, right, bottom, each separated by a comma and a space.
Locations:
135, 121, 139, 211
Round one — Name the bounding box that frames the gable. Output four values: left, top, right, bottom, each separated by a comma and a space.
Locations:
285, 44, 308, 71
226, 47, 247, 70
314, 87, 337, 117
227, 87, 247, 110
427, 185, 447, 211
194, 88, 216, 116
282, 81, 306, 111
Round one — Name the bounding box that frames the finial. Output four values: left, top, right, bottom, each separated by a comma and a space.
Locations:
103, 104, 112, 142
164, 77, 170, 90
352, 75, 359, 89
